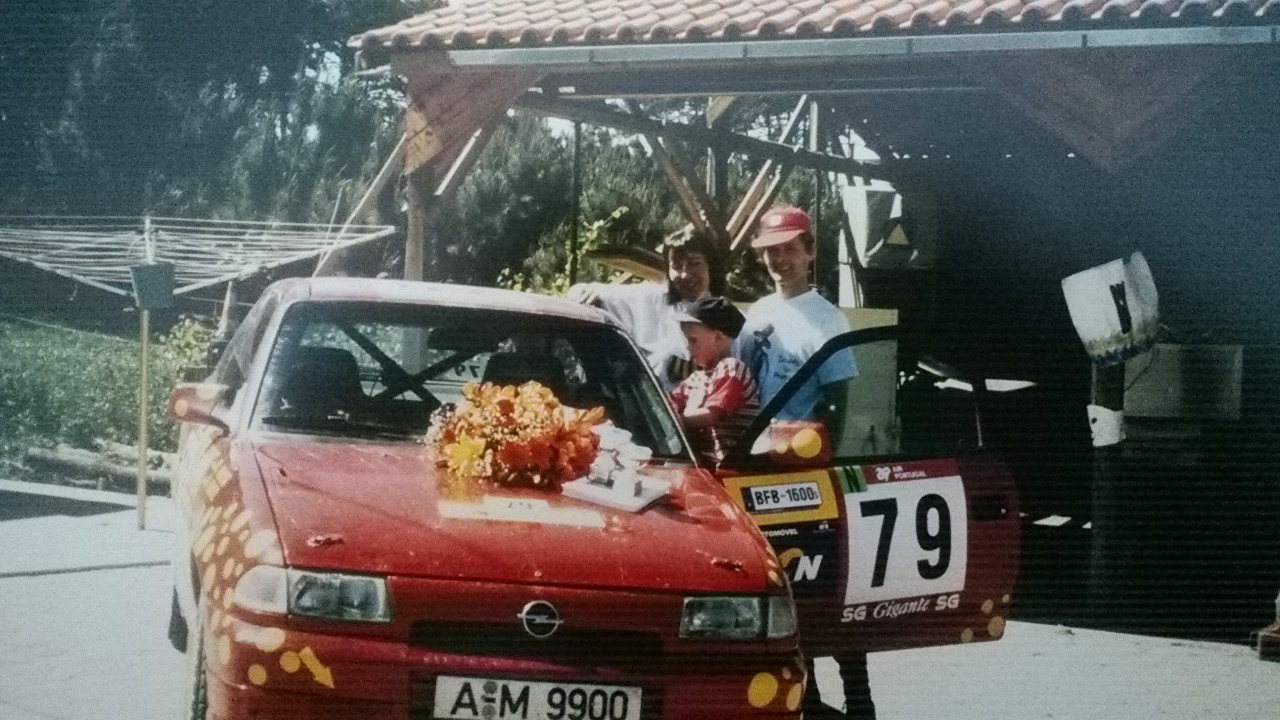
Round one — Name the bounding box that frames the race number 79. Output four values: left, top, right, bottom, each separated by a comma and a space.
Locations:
844, 476, 968, 605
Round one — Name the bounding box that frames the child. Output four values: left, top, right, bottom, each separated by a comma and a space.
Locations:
669, 297, 760, 462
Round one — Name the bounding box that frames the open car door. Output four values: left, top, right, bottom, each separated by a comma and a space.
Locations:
716, 327, 1020, 654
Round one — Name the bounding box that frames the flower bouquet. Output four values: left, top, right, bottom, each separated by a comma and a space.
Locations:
427, 381, 604, 492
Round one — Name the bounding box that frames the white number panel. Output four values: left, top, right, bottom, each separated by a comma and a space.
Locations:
843, 476, 968, 606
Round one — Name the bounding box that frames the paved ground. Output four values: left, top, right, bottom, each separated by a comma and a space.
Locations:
1, 479, 1277, 720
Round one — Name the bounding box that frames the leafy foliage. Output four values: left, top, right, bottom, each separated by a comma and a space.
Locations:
0, 0, 424, 219
0, 317, 213, 452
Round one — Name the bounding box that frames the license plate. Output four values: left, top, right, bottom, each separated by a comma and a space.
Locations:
742, 480, 823, 513
433, 676, 642, 720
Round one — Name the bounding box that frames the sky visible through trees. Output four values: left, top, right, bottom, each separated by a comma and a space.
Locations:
2, 1, 835, 291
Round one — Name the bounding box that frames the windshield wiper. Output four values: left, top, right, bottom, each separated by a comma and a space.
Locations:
260, 414, 417, 439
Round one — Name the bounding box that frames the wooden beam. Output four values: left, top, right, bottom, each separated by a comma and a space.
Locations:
651, 135, 715, 238
730, 163, 794, 255
726, 95, 810, 240
515, 92, 873, 178
314, 135, 407, 277
434, 121, 499, 200
623, 100, 728, 244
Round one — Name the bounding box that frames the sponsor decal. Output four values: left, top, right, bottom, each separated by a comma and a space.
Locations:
840, 593, 962, 623
843, 475, 968, 605
777, 548, 825, 583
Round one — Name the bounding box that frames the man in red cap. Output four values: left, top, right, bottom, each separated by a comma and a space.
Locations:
738, 205, 858, 426
738, 205, 871, 720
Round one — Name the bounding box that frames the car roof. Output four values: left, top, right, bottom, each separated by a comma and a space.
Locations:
268, 277, 620, 327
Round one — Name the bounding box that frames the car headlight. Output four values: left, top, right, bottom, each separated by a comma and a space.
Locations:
766, 594, 798, 639
289, 569, 391, 622
231, 566, 391, 622
233, 565, 288, 614
680, 595, 797, 641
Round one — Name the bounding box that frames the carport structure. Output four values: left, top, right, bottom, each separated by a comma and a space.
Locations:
350, 3, 1280, 639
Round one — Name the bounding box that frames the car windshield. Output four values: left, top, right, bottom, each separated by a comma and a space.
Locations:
253, 300, 688, 458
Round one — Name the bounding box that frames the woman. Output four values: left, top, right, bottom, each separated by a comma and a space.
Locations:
567, 226, 723, 391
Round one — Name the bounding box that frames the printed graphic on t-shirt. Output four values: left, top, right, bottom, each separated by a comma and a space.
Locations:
746, 322, 812, 414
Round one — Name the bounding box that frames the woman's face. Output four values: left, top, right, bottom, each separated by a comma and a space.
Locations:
668, 250, 711, 302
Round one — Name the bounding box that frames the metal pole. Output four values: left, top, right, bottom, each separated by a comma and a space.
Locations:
569, 121, 582, 285
137, 308, 149, 530
137, 217, 155, 531
1087, 361, 1126, 621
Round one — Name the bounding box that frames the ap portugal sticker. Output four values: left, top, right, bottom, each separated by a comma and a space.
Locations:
843, 476, 968, 606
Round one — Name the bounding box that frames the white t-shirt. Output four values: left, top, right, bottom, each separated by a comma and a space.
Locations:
578, 282, 692, 391
736, 289, 858, 420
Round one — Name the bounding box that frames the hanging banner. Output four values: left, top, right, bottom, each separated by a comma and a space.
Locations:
1061, 251, 1159, 366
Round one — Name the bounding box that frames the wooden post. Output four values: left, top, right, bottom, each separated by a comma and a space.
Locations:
570, 121, 582, 285
809, 99, 822, 290
403, 169, 432, 281
1088, 361, 1126, 620
137, 308, 149, 531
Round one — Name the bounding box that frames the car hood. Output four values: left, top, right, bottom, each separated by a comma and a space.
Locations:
253, 439, 774, 593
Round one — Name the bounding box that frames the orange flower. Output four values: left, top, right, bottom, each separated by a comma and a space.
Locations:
427, 381, 604, 491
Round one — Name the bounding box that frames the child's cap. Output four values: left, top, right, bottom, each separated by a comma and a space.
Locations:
676, 297, 746, 338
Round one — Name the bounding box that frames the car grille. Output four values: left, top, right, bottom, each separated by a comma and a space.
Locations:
409, 620, 663, 664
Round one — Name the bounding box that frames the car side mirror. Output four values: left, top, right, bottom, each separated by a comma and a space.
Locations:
169, 382, 231, 433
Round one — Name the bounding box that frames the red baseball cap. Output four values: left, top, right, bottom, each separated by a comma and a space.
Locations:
753, 206, 812, 248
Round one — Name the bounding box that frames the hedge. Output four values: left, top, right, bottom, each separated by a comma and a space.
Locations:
0, 317, 213, 453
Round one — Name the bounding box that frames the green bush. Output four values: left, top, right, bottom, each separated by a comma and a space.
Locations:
0, 317, 214, 452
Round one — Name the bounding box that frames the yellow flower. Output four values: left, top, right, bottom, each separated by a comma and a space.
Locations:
443, 434, 486, 475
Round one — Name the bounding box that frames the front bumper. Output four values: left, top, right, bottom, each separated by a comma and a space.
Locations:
205, 621, 804, 720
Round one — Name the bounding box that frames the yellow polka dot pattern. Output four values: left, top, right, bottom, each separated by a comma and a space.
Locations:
790, 427, 823, 459
786, 683, 804, 711
745, 665, 806, 712
175, 429, 336, 691
747, 672, 779, 708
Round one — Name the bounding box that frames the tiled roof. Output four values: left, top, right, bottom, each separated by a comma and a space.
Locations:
351, 0, 1280, 50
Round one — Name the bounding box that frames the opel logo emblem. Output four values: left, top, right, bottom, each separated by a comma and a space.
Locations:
517, 600, 562, 639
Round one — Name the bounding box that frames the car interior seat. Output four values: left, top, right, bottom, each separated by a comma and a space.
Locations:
481, 352, 567, 397
277, 346, 365, 417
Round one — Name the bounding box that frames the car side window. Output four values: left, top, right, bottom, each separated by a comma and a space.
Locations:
726, 327, 899, 469
212, 290, 280, 394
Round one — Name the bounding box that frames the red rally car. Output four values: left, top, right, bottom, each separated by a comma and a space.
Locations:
167, 277, 1019, 720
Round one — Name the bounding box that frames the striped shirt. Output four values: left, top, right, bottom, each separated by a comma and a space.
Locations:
670, 357, 760, 462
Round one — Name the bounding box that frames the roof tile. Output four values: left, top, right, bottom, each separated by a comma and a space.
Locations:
1138, 0, 1182, 17
1098, 0, 1144, 19
870, 3, 919, 32
982, 0, 1030, 22
1021, 0, 1068, 21
722, 10, 768, 37
910, 1, 959, 26
943, 0, 991, 24
351, 0, 1280, 51
794, 5, 843, 34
